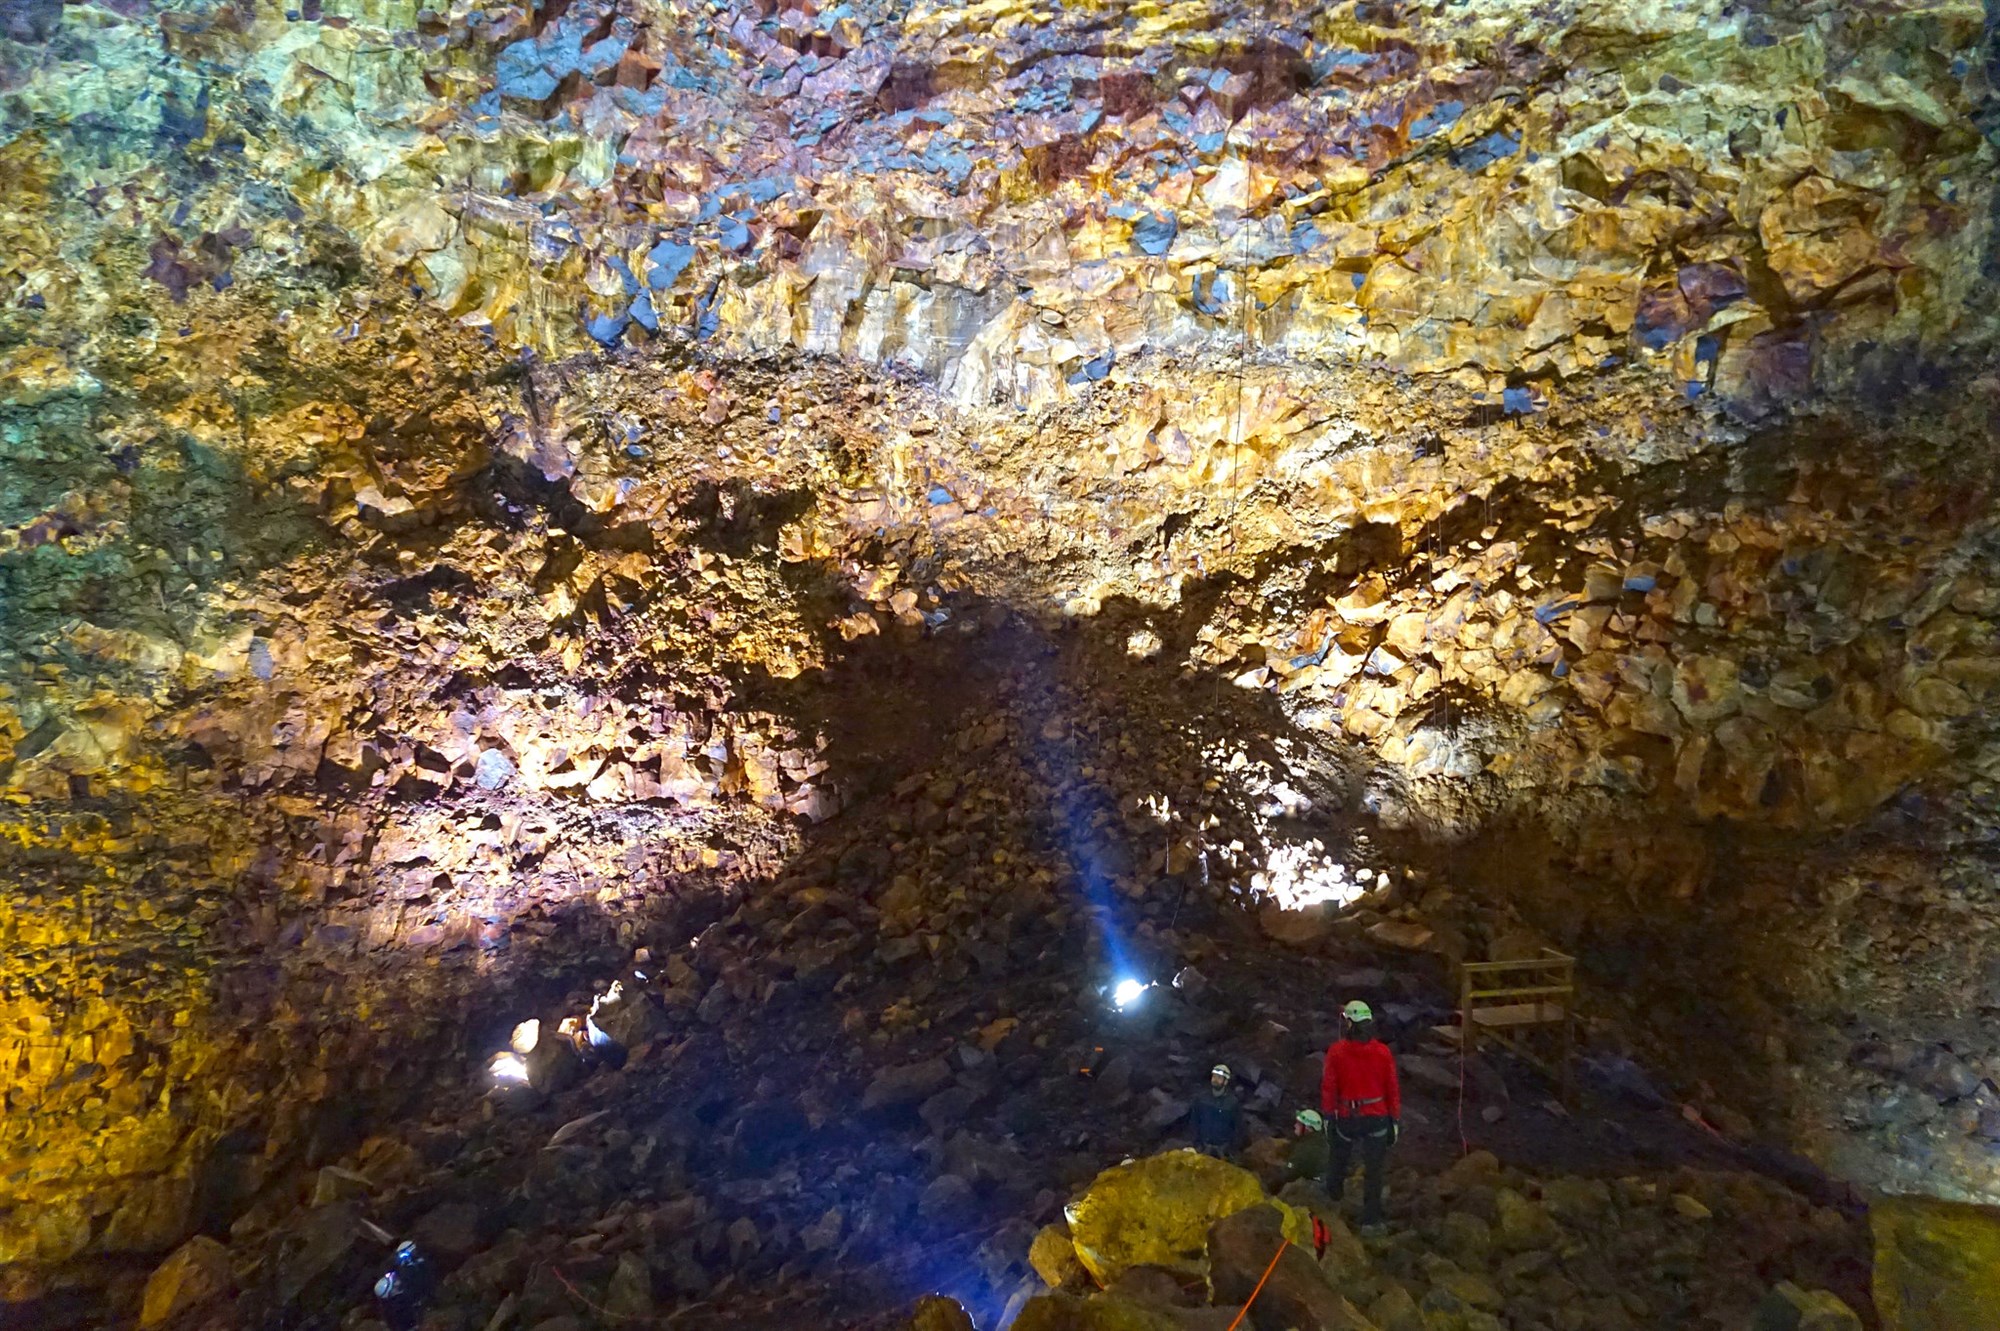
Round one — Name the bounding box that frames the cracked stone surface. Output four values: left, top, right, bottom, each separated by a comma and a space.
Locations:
1, 0, 1999, 1323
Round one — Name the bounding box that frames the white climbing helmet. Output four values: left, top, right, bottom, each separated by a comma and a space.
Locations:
1211, 1063, 1231, 1081
1342, 1000, 1373, 1024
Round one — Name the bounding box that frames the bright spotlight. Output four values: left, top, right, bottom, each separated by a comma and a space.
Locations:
1112, 978, 1149, 1010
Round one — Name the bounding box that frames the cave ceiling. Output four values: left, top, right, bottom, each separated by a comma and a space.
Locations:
1, 0, 1998, 1302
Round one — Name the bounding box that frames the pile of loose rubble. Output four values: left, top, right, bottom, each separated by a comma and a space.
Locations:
110, 619, 1887, 1330
1002, 1149, 1866, 1331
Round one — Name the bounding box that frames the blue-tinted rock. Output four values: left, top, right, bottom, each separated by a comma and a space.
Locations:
1453, 131, 1519, 170
585, 310, 630, 345
474, 750, 515, 790
1068, 349, 1115, 384
1409, 100, 1465, 139
1, 0, 61, 42
1132, 212, 1177, 256
645, 239, 694, 291
581, 36, 626, 78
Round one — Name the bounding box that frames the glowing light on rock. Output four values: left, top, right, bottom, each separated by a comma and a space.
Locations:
1253, 841, 1368, 912
488, 1051, 529, 1084
510, 1018, 542, 1054
1112, 978, 1149, 1010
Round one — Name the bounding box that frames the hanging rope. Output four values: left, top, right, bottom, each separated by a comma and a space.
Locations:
1223, 1238, 1291, 1331
1229, 191, 1253, 548
1213, 179, 1256, 713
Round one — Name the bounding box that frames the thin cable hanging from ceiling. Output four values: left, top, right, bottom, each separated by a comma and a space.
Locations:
1229, 167, 1252, 561
1214, 150, 1256, 714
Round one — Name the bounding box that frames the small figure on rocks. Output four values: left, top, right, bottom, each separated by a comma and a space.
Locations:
1283, 1107, 1329, 1184
372, 1241, 435, 1331
1322, 1000, 1400, 1232
1190, 1062, 1245, 1158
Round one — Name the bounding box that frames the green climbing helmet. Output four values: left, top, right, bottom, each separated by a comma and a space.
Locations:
1296, 1108, 1324, 1131
1342, 1000, 1373, 1024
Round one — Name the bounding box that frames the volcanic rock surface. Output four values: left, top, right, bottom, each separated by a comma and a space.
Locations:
2, 0, 1999, 1324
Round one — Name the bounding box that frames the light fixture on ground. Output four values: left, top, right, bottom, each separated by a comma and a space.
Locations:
1112, 977, 1151, 1010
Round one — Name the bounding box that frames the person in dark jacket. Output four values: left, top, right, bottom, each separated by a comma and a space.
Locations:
1282, 1107, 1329, 1184
1190, 1062, 1245, 1157
1321, 1000, 1400, 1231
373, 1241, 435, 1331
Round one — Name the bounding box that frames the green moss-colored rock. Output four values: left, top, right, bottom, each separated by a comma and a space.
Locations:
1067, 1149, 1306, 1285
1872, 1194, 2000, 1331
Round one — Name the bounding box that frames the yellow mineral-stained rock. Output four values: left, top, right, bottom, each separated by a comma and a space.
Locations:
139, 1236, 235, 1328
1872, 1194, 2000, 1331
1065, 1150, 1305, 1285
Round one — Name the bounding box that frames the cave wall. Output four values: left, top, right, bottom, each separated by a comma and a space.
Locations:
2, 0, 1998, 1288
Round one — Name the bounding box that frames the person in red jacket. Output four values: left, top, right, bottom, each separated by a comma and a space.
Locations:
1321, 999, 1400, 1231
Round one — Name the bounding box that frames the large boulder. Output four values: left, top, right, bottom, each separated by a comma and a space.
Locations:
1067, 1150, 1293, 1284
140, 1236, 235, 1328
904, 1295, 977, 1331
1751, 1281, 1862, 1331
1009, 1292, 1184, 1331
0, 0, 60, 42
512, 1018, 583, 1095
1206, 1204, 1373, 1331
603, 1253, 656, 1321
863, 1058, 954, 1112
587, 979, 659, 1053
1872, 1194, 2000, 1331
1031, 1222, 1087, 1287
1258, 901, 1335, 948
1275, 1181, 1369, 1284
413, 1199, 489, 1258
1493, 1187, 1559, 1251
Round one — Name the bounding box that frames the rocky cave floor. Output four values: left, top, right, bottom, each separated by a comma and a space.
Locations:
40, 608, 1879, 1331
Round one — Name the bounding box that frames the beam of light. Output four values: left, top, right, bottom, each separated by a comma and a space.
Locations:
1112, 977, 1150, 1010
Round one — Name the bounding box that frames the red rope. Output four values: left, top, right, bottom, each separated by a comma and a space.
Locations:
1680, 1102, 1728, 1141
549, 1264, 692, 1325
1224, 1238, 1290, 1331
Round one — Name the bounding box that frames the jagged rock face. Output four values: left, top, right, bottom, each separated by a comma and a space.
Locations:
0, 0, 1997, 1299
